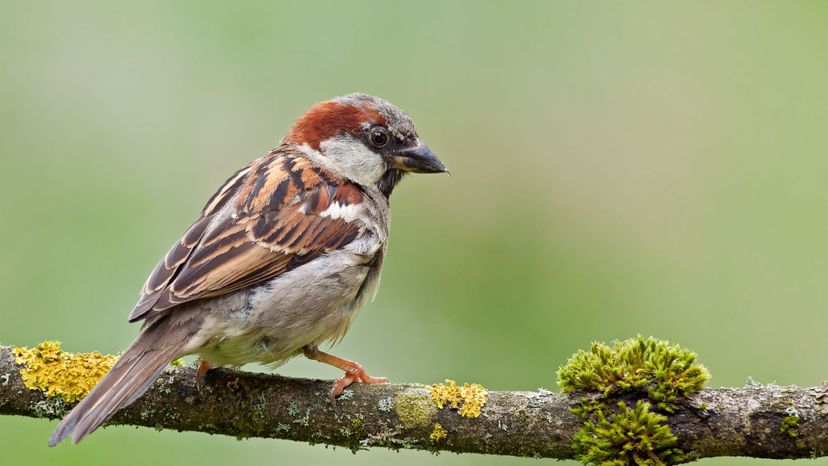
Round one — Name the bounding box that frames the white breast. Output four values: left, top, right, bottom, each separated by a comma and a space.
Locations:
187, 234, 383, 367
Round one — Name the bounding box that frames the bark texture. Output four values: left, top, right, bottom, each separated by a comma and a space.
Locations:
1, 344, 827, 461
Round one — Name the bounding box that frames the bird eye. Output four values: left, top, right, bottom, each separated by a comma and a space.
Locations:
368, 127, 390, 148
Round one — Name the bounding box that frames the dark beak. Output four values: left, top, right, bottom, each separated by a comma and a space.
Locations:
391, 143, 447, 174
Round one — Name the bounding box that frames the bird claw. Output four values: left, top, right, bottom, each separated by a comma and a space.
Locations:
328, 364, 388, 405
194, 360, 212, 391
301, 345, 388, 407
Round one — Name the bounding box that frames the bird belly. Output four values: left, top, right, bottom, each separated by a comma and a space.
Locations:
187, 245, 381, 367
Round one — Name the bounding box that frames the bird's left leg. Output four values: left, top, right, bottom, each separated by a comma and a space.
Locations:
302, 345, 387, 402
194, 359, 213, 389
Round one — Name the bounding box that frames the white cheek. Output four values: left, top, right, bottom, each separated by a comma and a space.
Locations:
318, 136, 387, 185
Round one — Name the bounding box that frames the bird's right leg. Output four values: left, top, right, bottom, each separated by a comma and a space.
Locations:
301, 345, 387, 403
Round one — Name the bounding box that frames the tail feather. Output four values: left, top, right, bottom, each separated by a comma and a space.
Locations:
49, 310, 202, 446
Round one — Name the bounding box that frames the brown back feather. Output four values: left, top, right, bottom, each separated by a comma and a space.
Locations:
129, 149, 365, 323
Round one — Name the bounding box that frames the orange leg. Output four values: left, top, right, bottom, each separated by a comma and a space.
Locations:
194, 359, 213, 389
302, 345, 387, 403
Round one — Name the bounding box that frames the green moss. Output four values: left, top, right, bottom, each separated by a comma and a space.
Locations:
560, 336, 711, 465
557, 335, 710, 413
575, 401, 687, 466
780, 415, 800, 438
572, 398, 608, 419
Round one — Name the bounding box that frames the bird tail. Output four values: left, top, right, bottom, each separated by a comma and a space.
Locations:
49, 310, 202, 446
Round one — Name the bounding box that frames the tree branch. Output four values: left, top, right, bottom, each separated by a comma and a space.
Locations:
1, 343, 827, 462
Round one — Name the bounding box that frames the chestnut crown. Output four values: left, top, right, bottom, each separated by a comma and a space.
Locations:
285, 93, 445, 190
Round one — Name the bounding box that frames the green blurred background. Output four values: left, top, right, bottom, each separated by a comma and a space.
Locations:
2, 1, 827, 464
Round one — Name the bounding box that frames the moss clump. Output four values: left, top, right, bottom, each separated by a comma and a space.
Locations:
430, 379, 488, 418
575, 401, 687, 466
557, 335, 710, 413
13, 341, 117, 403
559, 336, 710, 465
780, 415, 800, 438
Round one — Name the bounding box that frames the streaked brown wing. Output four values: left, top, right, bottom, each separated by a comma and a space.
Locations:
129, 151, 366, 323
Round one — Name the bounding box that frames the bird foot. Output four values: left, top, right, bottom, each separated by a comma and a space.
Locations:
329, 363, 387, 403
301, 345, 388, 405
194, 360, 212, 390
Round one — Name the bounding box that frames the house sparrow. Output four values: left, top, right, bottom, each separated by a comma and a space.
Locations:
49, 93, 446, 446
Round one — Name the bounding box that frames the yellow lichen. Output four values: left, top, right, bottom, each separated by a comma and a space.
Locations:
394, 392, 437, 428
431, 379, 463, 409
13, 341, 117, 403
430, 423, 447, 442
430, 379, 488, 418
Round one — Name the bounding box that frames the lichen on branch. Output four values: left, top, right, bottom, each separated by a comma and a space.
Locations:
429, 379, 488, 418
13, 341, 117, 403
2, 341, 828, 463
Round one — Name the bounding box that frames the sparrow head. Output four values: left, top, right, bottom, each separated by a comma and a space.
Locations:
286, 93, 445, 193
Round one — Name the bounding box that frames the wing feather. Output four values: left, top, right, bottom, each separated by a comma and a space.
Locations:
129, 150, 366, 323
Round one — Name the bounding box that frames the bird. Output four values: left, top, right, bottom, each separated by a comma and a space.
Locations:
49, 93, 447, 446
